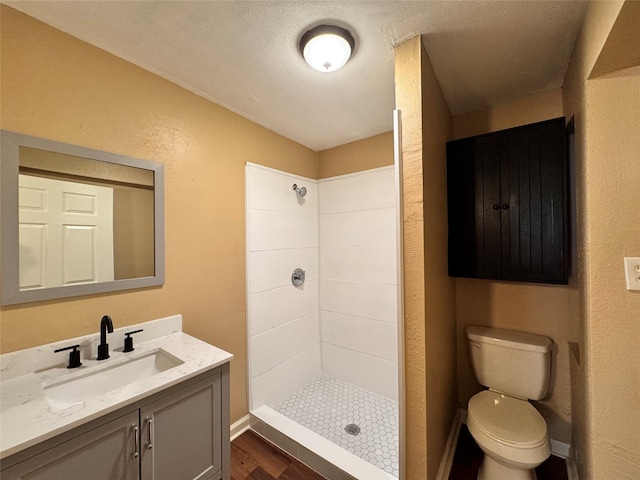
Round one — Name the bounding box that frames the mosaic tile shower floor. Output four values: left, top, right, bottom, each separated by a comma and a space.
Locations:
273, 374, 399, 478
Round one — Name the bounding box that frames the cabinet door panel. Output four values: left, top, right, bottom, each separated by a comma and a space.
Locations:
539, 123, 566, 282
2, 411, 138, 480
446, 117, 567, 284
447, 139, 476, 277
141, 372, 222, 480
477, 138, 502, 278
507, 123, 566, 282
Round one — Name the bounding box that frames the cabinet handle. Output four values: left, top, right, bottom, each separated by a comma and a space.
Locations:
492, 204, 500, 210
502, 204, 510, 210
132, 425, 139, 458
146, 417, 153, 450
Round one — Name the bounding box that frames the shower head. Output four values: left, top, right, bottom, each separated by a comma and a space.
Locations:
292, 184, 307, 198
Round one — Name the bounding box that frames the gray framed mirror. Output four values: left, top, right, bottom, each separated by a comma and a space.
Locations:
1, 130, 164, 305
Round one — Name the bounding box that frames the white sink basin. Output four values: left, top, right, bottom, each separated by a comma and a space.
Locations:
43, 349, 184, 410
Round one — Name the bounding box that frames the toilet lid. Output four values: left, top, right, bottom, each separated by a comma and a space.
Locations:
468, 391, 548, 447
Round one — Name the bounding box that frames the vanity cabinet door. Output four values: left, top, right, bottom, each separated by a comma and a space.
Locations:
140, 372, 223, 480
2, 410, 139, 480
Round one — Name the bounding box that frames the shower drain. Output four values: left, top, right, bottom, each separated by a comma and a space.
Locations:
344, 423, 361, 436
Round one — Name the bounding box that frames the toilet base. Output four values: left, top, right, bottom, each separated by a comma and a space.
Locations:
477, 453, 537, 480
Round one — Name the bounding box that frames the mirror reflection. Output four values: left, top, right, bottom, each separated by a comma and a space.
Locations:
19, 147, 155, 290
1, 130, 164, 305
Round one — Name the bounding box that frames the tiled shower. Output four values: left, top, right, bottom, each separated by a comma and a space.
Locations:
246, 162, 398, 478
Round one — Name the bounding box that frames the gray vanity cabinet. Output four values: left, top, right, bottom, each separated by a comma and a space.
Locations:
140, 371, 223, 480
1, 410, 139, 480
2, 365, 230, 480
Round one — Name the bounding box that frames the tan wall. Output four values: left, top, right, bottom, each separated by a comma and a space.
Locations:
395, 37, 428, 477
395, 35, 456, 480
0, 6, 318, 424
318, 131, 393, 178
562, 1, 640, 478
420, 38, 458, 480
452, 89, 574, 443
452, 89, 563, 139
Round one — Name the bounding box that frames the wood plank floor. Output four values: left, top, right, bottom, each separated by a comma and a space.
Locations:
231, 430, 327, 480
232, 426, 569, 480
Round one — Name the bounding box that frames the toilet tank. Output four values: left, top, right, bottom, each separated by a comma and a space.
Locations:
467, 326, 553, 400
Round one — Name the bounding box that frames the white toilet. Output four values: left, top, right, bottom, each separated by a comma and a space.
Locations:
466, 326, 553, 480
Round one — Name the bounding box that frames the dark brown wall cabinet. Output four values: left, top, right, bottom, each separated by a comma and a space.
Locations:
446, 117, 568, 284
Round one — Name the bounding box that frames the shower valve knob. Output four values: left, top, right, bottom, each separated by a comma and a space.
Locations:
292, 268, 306, 286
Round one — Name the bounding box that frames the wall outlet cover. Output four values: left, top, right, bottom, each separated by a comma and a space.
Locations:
623, 257, 640, 291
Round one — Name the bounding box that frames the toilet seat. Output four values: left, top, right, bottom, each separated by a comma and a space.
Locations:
468, 390, 550, 469
468, 390, 548, 448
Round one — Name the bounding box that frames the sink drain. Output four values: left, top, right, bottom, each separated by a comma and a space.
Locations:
344, 423, 361, 436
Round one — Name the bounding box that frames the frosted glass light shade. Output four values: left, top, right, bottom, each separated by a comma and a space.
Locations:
300, 25, 355, 73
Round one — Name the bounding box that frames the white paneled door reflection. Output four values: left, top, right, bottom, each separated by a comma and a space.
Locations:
18, 174, 114, 289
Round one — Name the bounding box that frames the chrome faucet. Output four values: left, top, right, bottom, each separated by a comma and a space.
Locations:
97, 315, 114, 360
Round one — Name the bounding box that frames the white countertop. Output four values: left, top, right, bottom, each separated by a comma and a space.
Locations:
0, 314, 233, 459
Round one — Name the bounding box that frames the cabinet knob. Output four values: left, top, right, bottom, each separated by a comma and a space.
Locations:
492, 204, 500, 210
502, 204, 510, 210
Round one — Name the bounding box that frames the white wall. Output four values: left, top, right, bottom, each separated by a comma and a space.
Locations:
246, 163, 321, 409
319, 166, 398, 400
247, 164, 398, 409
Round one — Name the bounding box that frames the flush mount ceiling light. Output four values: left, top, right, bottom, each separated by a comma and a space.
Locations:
300, 25, 355, 73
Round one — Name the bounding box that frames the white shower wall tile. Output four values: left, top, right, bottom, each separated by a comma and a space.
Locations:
248, 209, 272, 251
251, 344, 322, 408
247, 163, 318, 214
357, 208, 396, 246
270, 248, 318, 287
321, 279, 397, 323
320, 209, 396, 247
320, 246, 361, 282
319, 166, 395, 214
249, 291, 272, 336
359, 282, 398, 323
270, 211, 318, 249
319, 174, 361, 214
321, 344, 398, 401
252, 311, 320, 376
270, 280, 318, 328
248, 251, 272, 293
247, 165, 278, 211
247, 164, 321, 400
320, 311, 398, 362
360, 246, 397, 284
251, 329, 280, 378
321, 246, 396, 284
359, 168, 396, 210
249, 249, 318, 294
280, 311, 320, 355
269, 286, 302, 328
319, 211, 361, 247
298, 281, 320, 318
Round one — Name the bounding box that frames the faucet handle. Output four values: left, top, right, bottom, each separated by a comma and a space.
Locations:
54, 344, 82, 369
123, 329, 144, 352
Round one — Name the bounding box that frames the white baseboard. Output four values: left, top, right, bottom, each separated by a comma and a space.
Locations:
550, 438, 572, 459
436, 409, 463, 480
230, 414, 251, 441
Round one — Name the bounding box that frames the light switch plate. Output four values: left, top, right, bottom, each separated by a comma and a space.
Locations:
624, 257, 640, 291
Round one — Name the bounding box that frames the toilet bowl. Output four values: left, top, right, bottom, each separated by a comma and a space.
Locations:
468, 391, 550, 480
466, 326, 553, 480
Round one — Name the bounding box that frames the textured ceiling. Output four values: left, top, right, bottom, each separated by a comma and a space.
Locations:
5, 1, 588, 151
